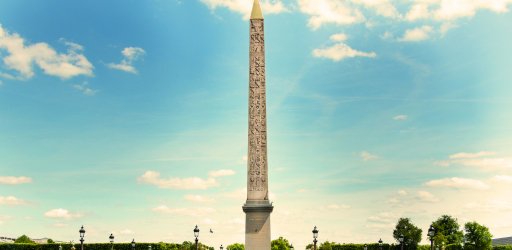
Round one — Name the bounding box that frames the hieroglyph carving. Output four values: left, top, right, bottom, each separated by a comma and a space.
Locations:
248, 19, 268, 195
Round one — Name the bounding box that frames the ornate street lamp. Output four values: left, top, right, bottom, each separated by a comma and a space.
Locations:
220, 245, 223, 250
109, 234, 114, 250
378, 238, 383, 250
428, 225, 435, 250
79, 226, 85, 250
290, 244, 294, 250
131, 239, 135, 250
399, 234, 404, 250
312, 226, 319, 250
194, 225, 200, 250
363, 244, 368, 250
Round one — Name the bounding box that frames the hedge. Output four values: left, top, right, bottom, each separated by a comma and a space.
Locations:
2, 243, 511, 250
0, 243, 212, 250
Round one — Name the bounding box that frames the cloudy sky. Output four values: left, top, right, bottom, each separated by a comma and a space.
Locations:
1, 0, 511, 249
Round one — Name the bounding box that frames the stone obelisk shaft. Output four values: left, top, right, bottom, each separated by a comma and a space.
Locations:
243, 1, 273, 249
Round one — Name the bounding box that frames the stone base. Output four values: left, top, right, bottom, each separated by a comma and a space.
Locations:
243, 200, 273, 250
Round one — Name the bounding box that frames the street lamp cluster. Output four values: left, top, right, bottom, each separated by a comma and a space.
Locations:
76, 227, 139, 250
428, 224, 436, 250
77, 224, 436, 250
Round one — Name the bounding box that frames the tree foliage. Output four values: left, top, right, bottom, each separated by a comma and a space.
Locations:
271, 237, 291, 250
463, 221, 492, 250
226, 243, 244, 250
46, 240, 55, 244
14, 235, 35, 244
393, 217, 422, 248
432, 215, 464, 245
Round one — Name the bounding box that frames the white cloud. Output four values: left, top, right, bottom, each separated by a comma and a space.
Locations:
416, 190, 440, 203
209, 169, 236, 177
389, 189, 439, 205
437, 151, 512, 170
73, 81, 97, 96
313, 43, 376, 62
434, 0, 512, 21
367, 212, 395, 228
153, 205, 215, 217
327, 204, 351, 209
0, 196, 27, 206
201, 0, 288, 19
404, 0, 512, 22
0, 25, 93, 80
329, 33, 348, 42
298, 0, 365, 29
352, 0, 400, 18
0, 176, 32, 185
381, 31, 394, 40
464, 200, 512, 212
360, 151, 378, 161
185, 194, 214, 203
53, 223, 68, 228
425, 177, 490, 190
493, 175, 512, 184
393, 115, 408, 121
399, 25, 434, 42
0, 215, 11, 224
449, 151, 497, 159
405, 3, 432, 21
44, 208, 83, 219
440, 22, 458, 35
138, 171, 218, 190
119, 229, 134, 235
223, 188, 246, 199
107, 47, 145, 74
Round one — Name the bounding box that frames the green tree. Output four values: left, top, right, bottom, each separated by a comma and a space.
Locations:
318, 241, 333, 250
47, 239, 55, 244
432, 215, 463, 246
463, 221, 492, 250
271, 237, 291, 250
14, 235, 35, 244
393, 218, 423, 248
226, 243, 244, 250
180, 241, 193, 250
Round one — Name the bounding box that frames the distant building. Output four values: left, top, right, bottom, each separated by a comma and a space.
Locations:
493, 237, 512, 246
0, 237, 16, 243
30, 238, 50, 244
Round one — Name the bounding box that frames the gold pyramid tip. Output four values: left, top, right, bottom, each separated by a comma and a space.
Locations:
251, 0, 264, 19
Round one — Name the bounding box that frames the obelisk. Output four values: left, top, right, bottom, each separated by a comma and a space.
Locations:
242, 0, 273, 249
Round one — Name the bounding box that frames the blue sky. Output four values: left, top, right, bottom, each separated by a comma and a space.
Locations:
1, 0, 512, 249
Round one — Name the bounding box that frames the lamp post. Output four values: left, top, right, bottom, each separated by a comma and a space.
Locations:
363, 244, 367, 250
312, 226, 319, 250
378, 238, 383, 250
290, 244, 294, 250
428, 225, 435, 250
79, 226, 85, 250
131, 239, 135, 250
220, 245, 223, 250
399, 234, 404, 250
194, 225, 200, 250
109, 234, 114, 250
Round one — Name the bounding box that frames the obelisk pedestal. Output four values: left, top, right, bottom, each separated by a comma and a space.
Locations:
242, 1, 273, 250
